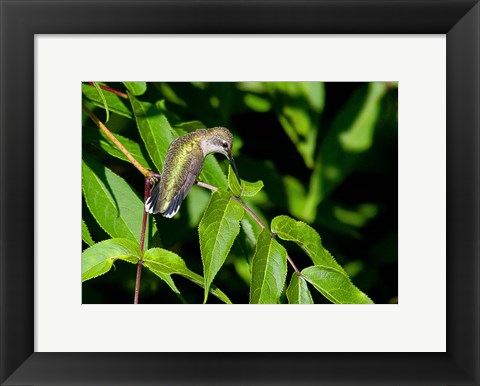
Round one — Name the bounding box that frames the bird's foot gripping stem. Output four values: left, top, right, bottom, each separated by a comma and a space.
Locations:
146, 172, 161, 186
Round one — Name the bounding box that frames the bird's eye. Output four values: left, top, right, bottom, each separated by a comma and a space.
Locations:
222, 142, 228, 149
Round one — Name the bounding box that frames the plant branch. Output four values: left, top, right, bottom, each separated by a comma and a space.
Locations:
134, 178, 152, 304
82, 103, 152, 177
85, 82, 128, 99
134, 260, 143, 305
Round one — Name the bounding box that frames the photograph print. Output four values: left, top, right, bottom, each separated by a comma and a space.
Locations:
81, 81, 398, 304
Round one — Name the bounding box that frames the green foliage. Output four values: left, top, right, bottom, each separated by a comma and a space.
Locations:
143, 248, 231, 303
286, 273, 313, 304
129, 93, 176, 172
227, 165, 264, 197
82, 238, 141, 281
302, 266, 373, 304
83, 125, 153, 169
82, 155, 156, 245
249, 229, 288, 304
82, 83, 132, 119
301, 82, 388, 223
198, 155, 228, 189
82, 218, 94, 247
198, 190, 244, 302
123, 82, 147, 96
267, 82, 324, 168
82, 81, 397, 304
271, 215, 342, 270
92, 82, 110, 122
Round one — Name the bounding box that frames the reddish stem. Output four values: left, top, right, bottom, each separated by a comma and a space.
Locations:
134, 178, 152, 304
85, 82, 128, 99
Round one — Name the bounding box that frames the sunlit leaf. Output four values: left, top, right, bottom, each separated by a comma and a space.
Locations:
198, 190, 244, 303
143, 248, 232, 303
82, 83, 132, 119
227, 165, 264, 197
129, 93, 176, 172
82, 238, 140, 282
286, 273, 313, 304
271, 215, 344, 271
250, 229, 287, 304
302, 265, 374, 304
83, 126, 154, 169
123, 82, 147, 96
339, 82, 386, 152
92, 82, 110, 122
82, 155, 156, 245
82, 218, 95, 247
199, 155, 228, 189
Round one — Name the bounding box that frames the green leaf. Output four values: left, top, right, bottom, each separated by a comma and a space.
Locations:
82, 238, 140, 282
83, 126, 154, 170
267, 82, 325, 168
271, 215, 343, 271
123, 82, 147, 96
333, 203, 379, 228
186, 185, 212, 228
243, 93, 271, 112
129, 93, 176, 173
82, 219, 95, 246
181, 270, 232, 304
198, 190, 244, 303
303, 82, 387, 219
142, 248, 185, 294
227, 165, 264, 197
92, 82, 110, 122
286, 273, 313, 304
199, 155, 228, 189
283, 175, 307, 219
82, 83, 133, 119
143, 248, 231, 303
241, 217, 262, 248
339, 82, 386, 152
302, 265, 374, 304
250, 229, 288, 304
271, 216, 372, 303
82, 155, 156, 245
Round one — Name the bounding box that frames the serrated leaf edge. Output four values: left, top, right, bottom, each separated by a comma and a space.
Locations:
302, 265, 373, 304
199, 192, 243, 301
82, 218, 94, 246
272, 215, 345, 274
82, 160, 139, 242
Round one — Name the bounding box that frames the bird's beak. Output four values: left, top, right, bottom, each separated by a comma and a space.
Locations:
228, 155, 242, 185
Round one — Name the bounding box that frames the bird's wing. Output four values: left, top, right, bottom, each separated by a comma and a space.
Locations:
161, 155, 204, 218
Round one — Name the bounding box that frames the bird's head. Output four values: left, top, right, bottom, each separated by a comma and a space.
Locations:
200, 127, 241, 184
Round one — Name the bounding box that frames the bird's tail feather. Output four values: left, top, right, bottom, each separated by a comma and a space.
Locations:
145, 182, 162, 214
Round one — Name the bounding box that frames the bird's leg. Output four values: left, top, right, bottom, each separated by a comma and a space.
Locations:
141, 172, 161, 246
146, 172, 161, 187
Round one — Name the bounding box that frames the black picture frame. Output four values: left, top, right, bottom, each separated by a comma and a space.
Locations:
1, 1, 479, 385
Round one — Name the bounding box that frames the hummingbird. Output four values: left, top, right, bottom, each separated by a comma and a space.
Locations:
145, 127, 241, 218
